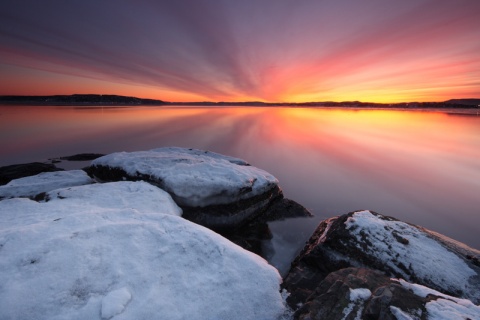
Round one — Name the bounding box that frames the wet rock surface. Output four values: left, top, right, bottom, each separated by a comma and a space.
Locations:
283, 210, 480, 312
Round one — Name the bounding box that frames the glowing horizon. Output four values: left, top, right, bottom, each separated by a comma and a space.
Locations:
1, 1, 479, 103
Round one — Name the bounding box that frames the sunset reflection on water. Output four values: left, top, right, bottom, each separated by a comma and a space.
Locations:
1, 105, 479, 250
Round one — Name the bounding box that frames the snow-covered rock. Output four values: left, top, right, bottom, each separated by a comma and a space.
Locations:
397, 280, 480, 320
283, 210, 480, 308
89, 147, 281, 230
292, 267, 480, 320
0, 181, 286, 320
0, 170, 94, 200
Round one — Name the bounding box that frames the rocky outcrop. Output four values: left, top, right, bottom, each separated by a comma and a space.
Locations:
0, 181, 286, 320
283, 210, 480, 310
58, 153, 105, 161
87, 148, 313, 261
89, 147, 283, 231
0, 162, 63, 185
293, 267, 480, 320
2, 149, 479, 319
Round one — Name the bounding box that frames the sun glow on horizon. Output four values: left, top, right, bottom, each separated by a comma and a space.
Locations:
1, 1, 479, 103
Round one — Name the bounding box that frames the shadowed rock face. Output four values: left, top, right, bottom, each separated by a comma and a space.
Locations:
0, 162, 63, 185
220, 198, 313, 257
283, 210, 480, 309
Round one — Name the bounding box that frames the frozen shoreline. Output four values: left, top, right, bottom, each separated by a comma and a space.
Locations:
1, 148, 479, 319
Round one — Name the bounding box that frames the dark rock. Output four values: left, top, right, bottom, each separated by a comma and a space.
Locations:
220, 197, 313, 257
59, 153, 105, 161
222, 221, 273, 256
0, 162, 63, 185
179, 185, 283, 231
293, 267, 466, 320
260, 198, 314, 222
283, 210, 480, 308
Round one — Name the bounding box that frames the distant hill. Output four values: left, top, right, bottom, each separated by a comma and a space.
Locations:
2, 94, 480, 108
0, 94, 166, 105
444, 99, 480, 106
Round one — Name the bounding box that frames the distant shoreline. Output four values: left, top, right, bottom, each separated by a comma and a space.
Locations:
1, 94, 479, 109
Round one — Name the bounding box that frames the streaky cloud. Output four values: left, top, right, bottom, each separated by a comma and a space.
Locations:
0, 0, 479, 101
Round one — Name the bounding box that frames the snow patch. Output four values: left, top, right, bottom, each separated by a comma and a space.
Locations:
425, 298, 480, 320
396, 279, 477, 306
350, 288, 372, 301
0, 170, 93, 199
341, 288, 371, 320
0, 181, 285, 319
91, 147, 278, 207
45, 180, 182, 217
345, 211, 477, 300
101, 287, 132, 319
389, 306, 414, 320
395, 279, 480, 320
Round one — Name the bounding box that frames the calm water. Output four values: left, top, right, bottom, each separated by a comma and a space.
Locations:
1, 106, 480, 263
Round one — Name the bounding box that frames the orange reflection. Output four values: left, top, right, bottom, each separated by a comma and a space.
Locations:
1, 105, 480, 248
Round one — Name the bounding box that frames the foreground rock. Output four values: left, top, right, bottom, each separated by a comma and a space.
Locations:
0, 181, 287, 320
293, 267, 480, 320
0, 162, 63, 185
283, 210, 480, 309
89, 147, 282, 230
0, 170, 94, 200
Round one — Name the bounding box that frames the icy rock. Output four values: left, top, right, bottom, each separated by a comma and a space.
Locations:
292, 267, 480, 320
283, 210, 480, 308
89, 147, 281, 230
0, 181, 286, 320
0, 170, 94, 200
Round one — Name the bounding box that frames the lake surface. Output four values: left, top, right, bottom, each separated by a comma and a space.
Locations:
1, 105, 479, 269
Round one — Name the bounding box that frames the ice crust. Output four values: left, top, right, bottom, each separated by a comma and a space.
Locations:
0, 169, 93, 199
0, 181, 285, 320
91, 147, 279, 207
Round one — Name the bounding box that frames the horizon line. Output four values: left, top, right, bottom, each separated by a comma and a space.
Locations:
1, 94, 480, 106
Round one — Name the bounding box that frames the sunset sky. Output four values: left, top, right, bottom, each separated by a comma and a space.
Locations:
1, 0, 479, 103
